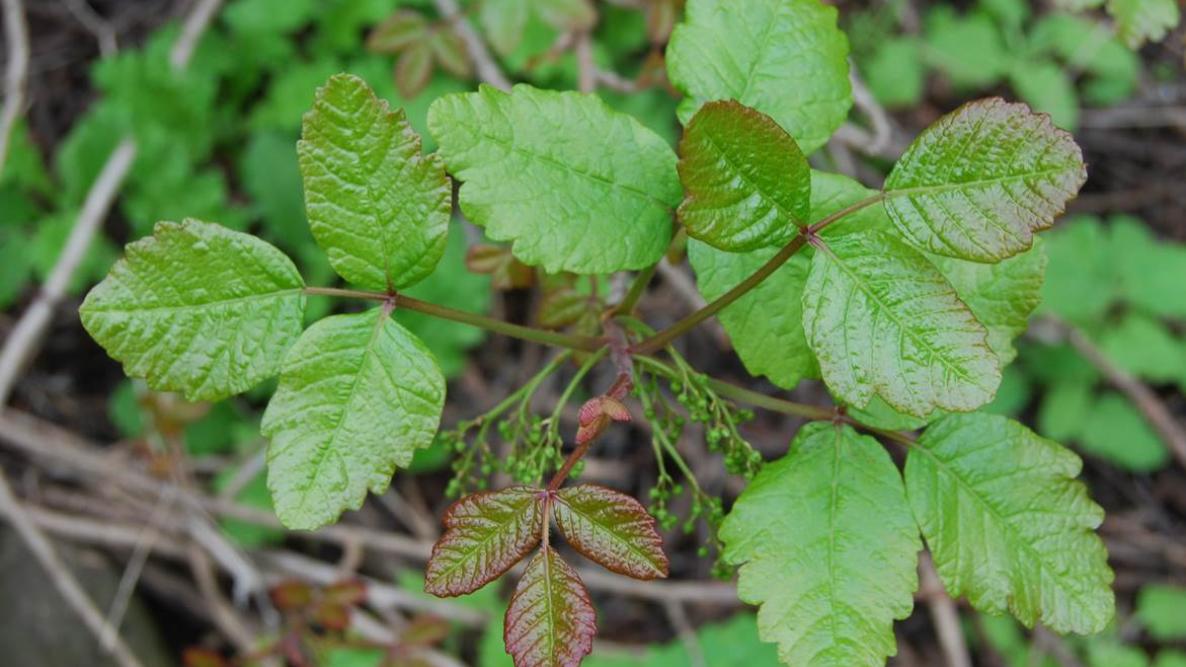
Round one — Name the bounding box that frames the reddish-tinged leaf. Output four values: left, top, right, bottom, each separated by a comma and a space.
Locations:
270, 579, 313, 611
314, 601, 352, 631
504, 547, 596, 667
425, 486, 544, 596
430, 29, 472, 78
466, 244, 535, 290
323, 579, 367, 607
367, 10, 428, 53
396, 41, 433, 98
401, 615, 451, 647
554, 485, 668, 580
537, 287, 594, 329
182, 648, 228, 667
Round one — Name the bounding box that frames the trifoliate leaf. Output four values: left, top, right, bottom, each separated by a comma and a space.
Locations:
1079, 393, 1168, 471
505, 547, 596, 667
425, 486, 543, 596
262, 308, 445, 530
721, 423, 921, 666
688, 173, 887, 389
1108, 0, 1179, 47
299, 73, 451, 290
553, 484, 668, 580
905, 413, 1115, 634
1137, 585, 1186, 640
666, 0, 851, 154
884, 98, 1086, 262
677, 100, 810, 251
429, 84, 681, 274
927, 240, 1046, 365
81, 220, 305, 402
803, 231, 1000, 417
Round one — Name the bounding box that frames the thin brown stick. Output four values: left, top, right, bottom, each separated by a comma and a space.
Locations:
0, 0, 224, 406
432, 0, 512, 90
0, 475, 146, 667
0, 0, 30, 170
1051, 318, 1186, 470
920, 553, 971, 667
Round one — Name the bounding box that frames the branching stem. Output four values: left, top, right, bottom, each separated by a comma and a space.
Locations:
302, 286, 604, 352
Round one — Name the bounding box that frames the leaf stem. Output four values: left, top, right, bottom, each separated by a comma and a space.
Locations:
302, 286, 605, 352
806, 192, 885, 235
612, 262, 659, 316
630, 236, 808, 354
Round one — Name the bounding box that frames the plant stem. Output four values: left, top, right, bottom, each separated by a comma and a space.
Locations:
612, 262, 659, 315
806, 192, 885, 235
631, 235, 808, 354
700, 377, 836, 421
302, 286, 605, 352
547, 437, 594, 491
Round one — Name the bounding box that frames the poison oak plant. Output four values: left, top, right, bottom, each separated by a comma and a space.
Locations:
79, 0, 1117, 665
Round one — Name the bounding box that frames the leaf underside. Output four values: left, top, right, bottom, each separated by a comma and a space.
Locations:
678, 100, 810, 251
802, 230, 1000, 417
553, 484, 669, 580
299, 73, 451, 290
428, 84, 681, 274
504, 547, 597, 667
884, 98, 1086, 263
262, 308, 445, 531
721, 423, 921, 666
666, 0, 852, 153
425, 486, 543, 597
80, 219, 305, 402
905, 413, 1115, 634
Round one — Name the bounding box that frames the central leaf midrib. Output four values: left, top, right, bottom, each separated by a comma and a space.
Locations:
884, 165, 1076, 197
695, 126, 805, 232
295, 310, 388, 513
88, 288, 302, 314
466, 129, 674, 210
914, 442, 1101, 612
558, 498, 661, 575
817, 240, 984, 385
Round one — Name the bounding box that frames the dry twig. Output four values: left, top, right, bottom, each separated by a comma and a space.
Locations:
432, 0, 511, 90
920, 553, 971, 667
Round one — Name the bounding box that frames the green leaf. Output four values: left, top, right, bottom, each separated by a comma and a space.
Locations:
1138, 585, 1186, 640
1097, 313, 1186, 383
905, 413, 1115, 633
803, 231, 999, 417
666, 0, 851, 154
1010, 60, 1079, 131
884, 98, 1087, 263
1111, 215, 1186, 319
1157, 653, 1186, 667
1080, 393, 1168, 471
425, 486, 543, 596
241, 130, 309, 243
504, 547, 596, 667
1038, 381, 1093, 442
429, 84, 680, 274
262, 308, 445, 530
299, 73, 451, 291
688, 172, 886, 390
923, 8, 1010, 88
720, 422, 920, 666
677, 100, 810, 251
553, 484, 668, 580
926, 240, 1046, 365
863, 37, 925, 109
80, 220, 306, 402
1088, 642, 1149, 667
1039, 216, 1115, 324
1108, 0, 1180, 47
0, 227, 32, 309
